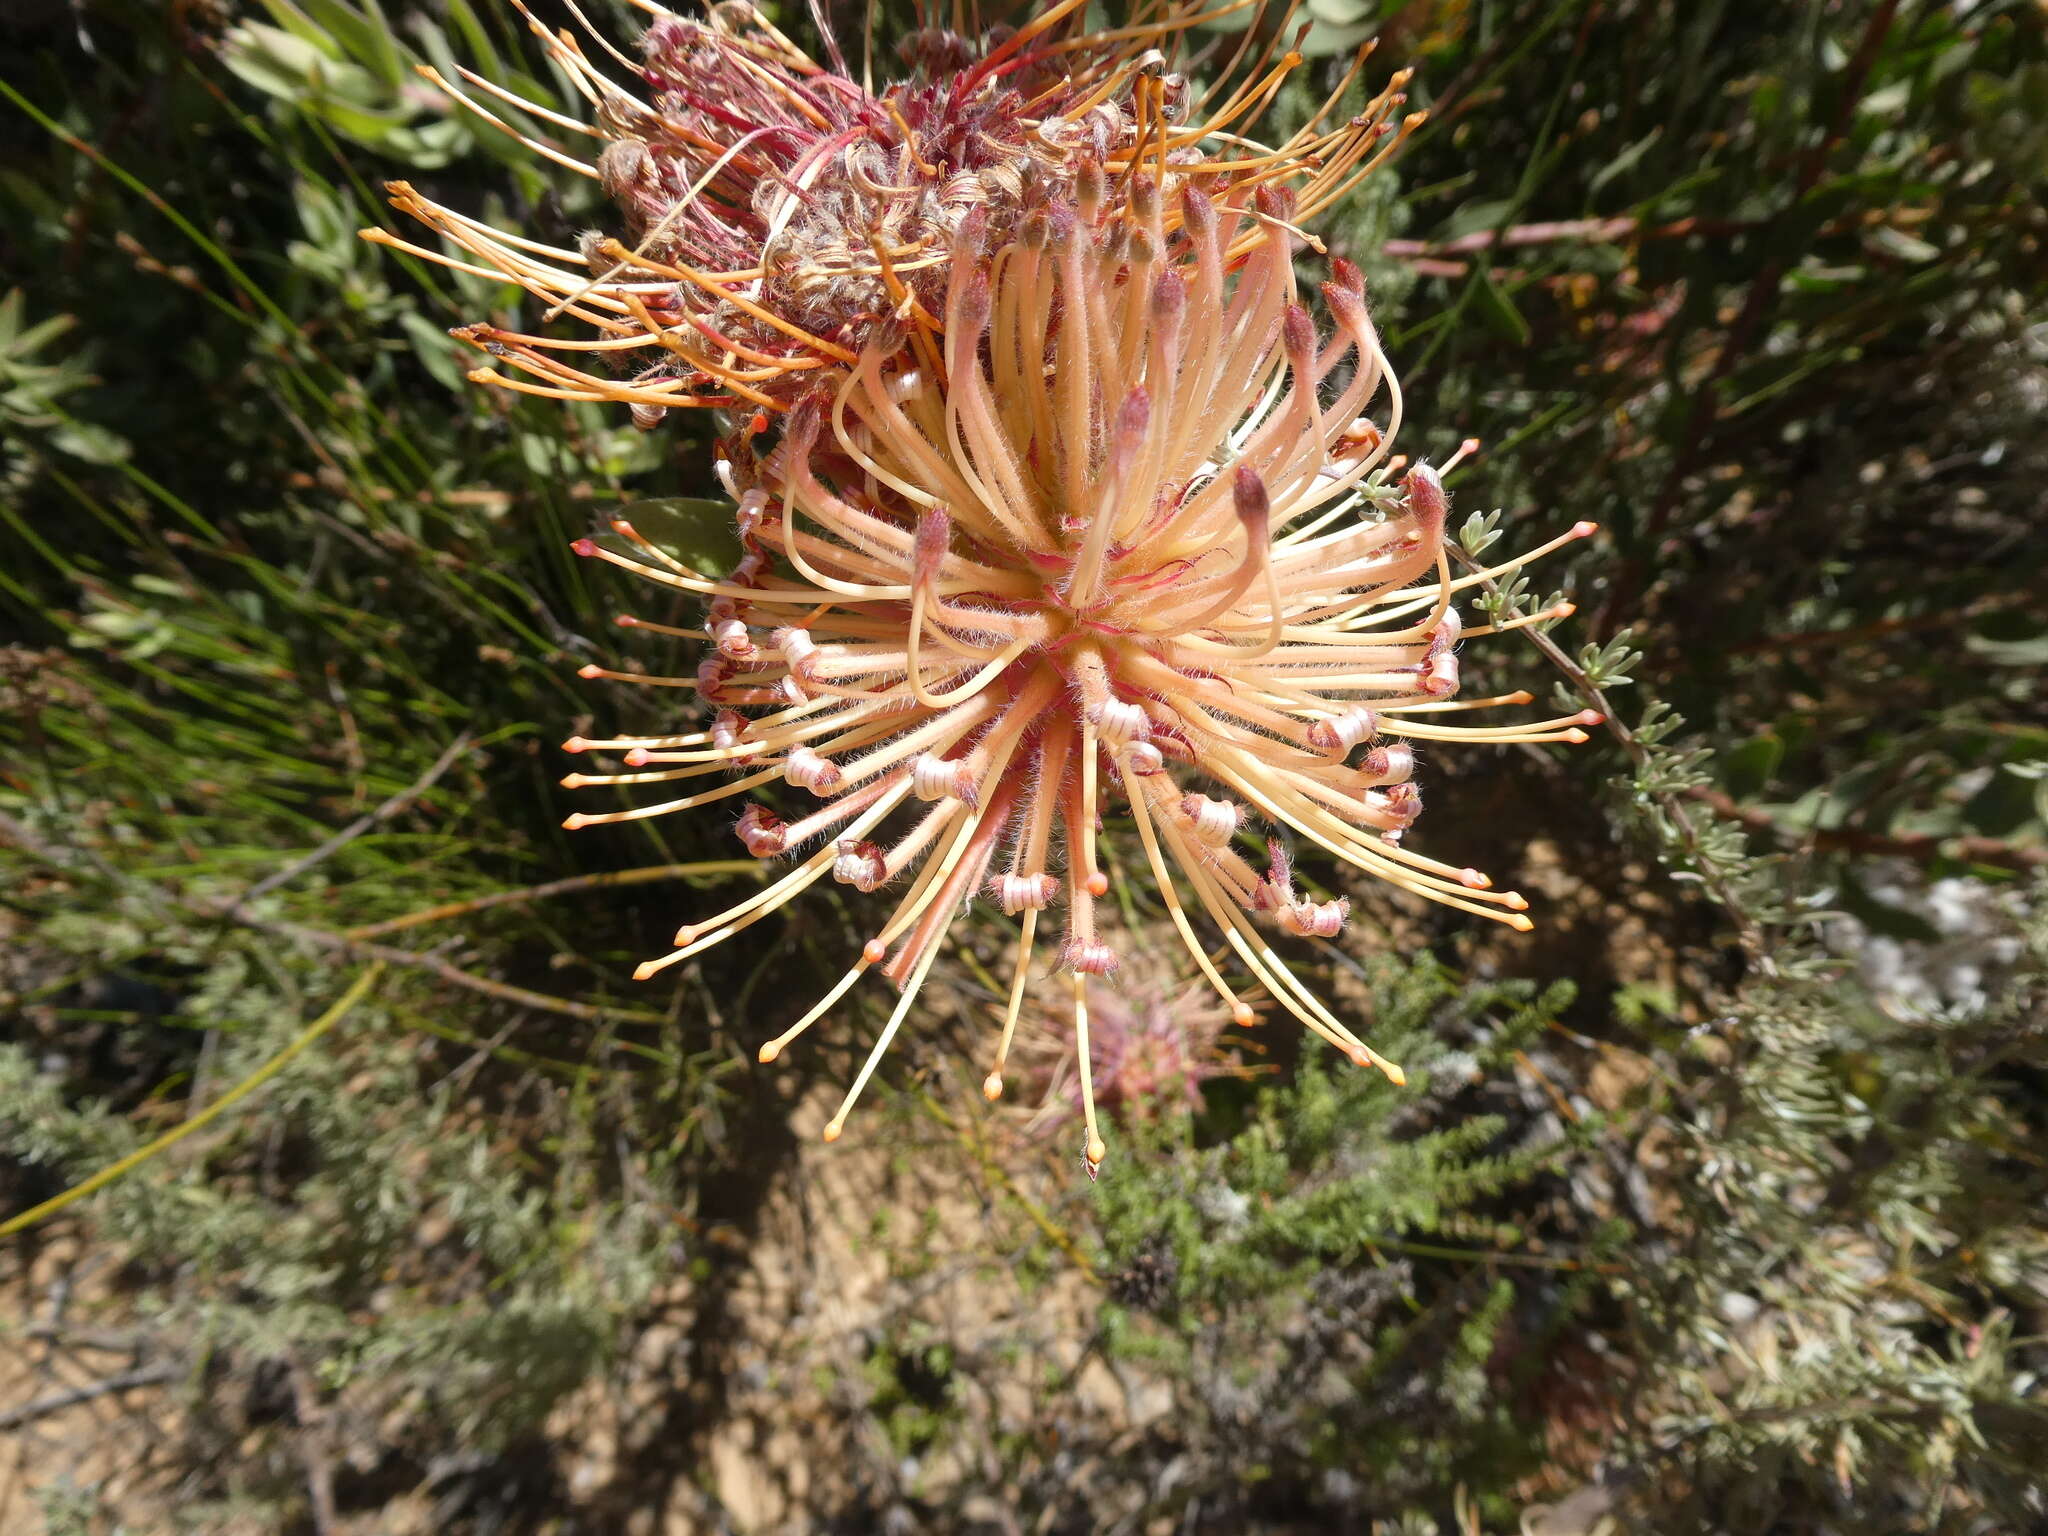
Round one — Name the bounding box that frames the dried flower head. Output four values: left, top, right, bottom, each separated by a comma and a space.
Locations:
367, 0, 1419, 425
559, 170, 1600, 1168
1007, 961, 1252, 1149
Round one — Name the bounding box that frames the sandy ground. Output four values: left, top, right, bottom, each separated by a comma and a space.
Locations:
0, 1076, 1129, 1535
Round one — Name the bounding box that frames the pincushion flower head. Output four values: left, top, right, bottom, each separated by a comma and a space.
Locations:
558, 191, 1600, 1167
374, 1, 1600, 1170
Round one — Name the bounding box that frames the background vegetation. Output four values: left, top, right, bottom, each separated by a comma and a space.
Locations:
3, 1, 2044, 1531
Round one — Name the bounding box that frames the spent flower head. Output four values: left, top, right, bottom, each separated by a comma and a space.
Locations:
1008, 956, 1254, 1149
369, 0, 1419, 425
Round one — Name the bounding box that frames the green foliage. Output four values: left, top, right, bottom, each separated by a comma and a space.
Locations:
1618, 877, 2048, 1530
0, 289, 130, 471
1078, 960, 1597, 1524
0, 2, 730, 1521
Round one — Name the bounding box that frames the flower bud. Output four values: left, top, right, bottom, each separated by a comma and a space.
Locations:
1181, 793, 1240, 847
1277, 897, 1350, 939
994, 872, 1059, 913
1064, 939, 1118, 975
1091, 696, 1150, 746
1377, 784, 1423, 828
1232, 466, 1271, 538
913, 505, 952, 588
1428, 607, 1463, 657
712, 616, 755, 661
1283, 303, 1316, 368
1123, 742, 1165, 775
1308, 708, 1376, 756
695, 655, 733, 702
1404, 463, 1449, 535
1357, 742, 1415, 785
955, 269, 993, 337
913, 751, 977, 802
782, 746, 842, 794
773, 626, 818, 681
833, 839, 887, 892
1076, 156, 1105, 219
1151, 269, 1187, 328
711, 710, 749, 753
735, 805, 787, 857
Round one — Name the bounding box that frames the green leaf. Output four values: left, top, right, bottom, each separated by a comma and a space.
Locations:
1589, 128, 1662, 196
50, 421, 130, 465
302, 0, 409, 89
400, 312, 471, 393
439, 0, 508, 79
220, 24, 332, 103
1471, 263, 1531, 347
1857, 80, 1911, 120
1436, 199, 1516, 244
605, 498, 743, 579
1722, 733, 1784, 799
294, 178, 354, 255
244, 3, 349, 65
1838, 874, 1943, 944
1965, 630, 2048, 668
1613, 982, 1679, 1028
1961, 767, 2040, 840
1866, 224, 1940, 264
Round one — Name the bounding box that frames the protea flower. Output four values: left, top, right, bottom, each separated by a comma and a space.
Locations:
369, 1, 1600, 1169
365, 0, 1418, 426
558, 181, 1598, 1169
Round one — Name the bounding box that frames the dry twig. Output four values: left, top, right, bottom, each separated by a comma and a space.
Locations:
0, 811, 664, 1026
0, 1363, 179, 1430
232, 731, 473, 912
